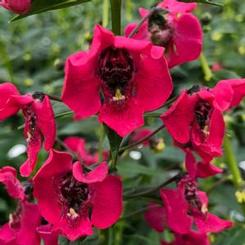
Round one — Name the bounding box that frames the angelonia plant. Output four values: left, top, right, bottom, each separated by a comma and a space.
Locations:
0, 0, 244, 244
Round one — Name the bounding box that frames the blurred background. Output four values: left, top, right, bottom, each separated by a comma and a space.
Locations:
0, 0, 245, 244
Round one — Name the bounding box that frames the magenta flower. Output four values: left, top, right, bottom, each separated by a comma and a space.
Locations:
124, 0, 202, 68
62, 25, 172, 137
33, 150, 123, 241
144, 202, 166, 232
64, 136, 108, 166
0, 166, 25, 200
161, 79, 245, 161
161, 232, 210, 245
0, 82, 56, 177
185, 150, 222, 179
160, 176, 233, 234
0, 166, 41, 245
37, 224, 59, 245
0, 0, 31, 14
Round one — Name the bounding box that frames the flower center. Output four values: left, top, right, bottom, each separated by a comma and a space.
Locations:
23, 105, 38, 144
9, 204, 22, 229
183, 179, 208, 219
194, 100, 212, 132
148, 9, 173, 48
98, 46, 134, 101
58, 172, 89, 219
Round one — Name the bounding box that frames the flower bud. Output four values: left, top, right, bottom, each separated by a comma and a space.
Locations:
0, 0, 31, 14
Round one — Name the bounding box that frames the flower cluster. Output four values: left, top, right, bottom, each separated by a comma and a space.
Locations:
0, 0, 245, 244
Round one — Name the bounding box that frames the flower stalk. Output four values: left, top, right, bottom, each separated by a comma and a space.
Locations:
199, 52, 213, 82
223, 134, 245, 215
110, 0, 121, 35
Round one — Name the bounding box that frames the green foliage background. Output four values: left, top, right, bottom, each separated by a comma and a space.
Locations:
0, 0, 245, 244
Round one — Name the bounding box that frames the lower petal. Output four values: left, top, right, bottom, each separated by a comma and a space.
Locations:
91, 175, 123, 229
99, 99, 144, 137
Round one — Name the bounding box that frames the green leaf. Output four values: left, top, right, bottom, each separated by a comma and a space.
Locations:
11, 0, 91, 21
179, 0, 223, 7
104, 125, 122, 171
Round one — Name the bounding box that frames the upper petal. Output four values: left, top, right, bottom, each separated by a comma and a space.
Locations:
216, 79, 245, 108
134, 45, 173, 111
62, 51, 101, 119
73, 161, 108, 184
158, 0, 197, 13
0, 82, 21, 121
168, 13, 202, 68
161, 91, 197, 144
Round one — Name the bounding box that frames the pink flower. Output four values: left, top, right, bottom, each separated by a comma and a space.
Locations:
125, 0, 202, 68
158, 0, 197, 14
0, 166, 25, 200
62, 25, 172, 137
144, 202, 166, 232
211, 62, 223, 72
0, 166, 42, 245
161, 232, 210, 245
33, 150, 123, 241
185, 150, 222, 179
64, 136, 108, 166
161, 79, 245, 161
0, 0, 31, 14
0, 83, 56, 177
37, 224, 59, 245
160, 176, 233, 234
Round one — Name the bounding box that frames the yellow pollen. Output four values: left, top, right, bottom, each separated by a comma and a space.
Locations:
201, 204, 208, 214
67, 208, 79, 219
26, 132, 32, 143
235, 191, 245, 204
202, 125, 209, 137
9, 214, 14, 224
153, 138, 165, 153
112, 88, 125, 101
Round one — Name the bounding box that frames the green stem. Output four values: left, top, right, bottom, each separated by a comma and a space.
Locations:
124, 173, 182, 199
119, 124, 165, 153
110, 0, 121, 35
199, 52, 213, 82
223, 135, 245, 215
223, 135, 243, 188
98, 124, 105, 162
102, 0, 109, 27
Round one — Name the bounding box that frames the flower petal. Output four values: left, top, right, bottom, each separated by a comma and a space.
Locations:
158, 0, 197, 13
99, 98, 144, 137
33, 150, 73, 224
0, 166, 24, 200
33, 96, 56, 151
73, 161, 108, 184
161, 91, 197, 144
0, 82, 21, 121
20, 130, 42, 177
62, 51, 101, 120
134, 45, 173, 111
91, 175, 123, 229
37, 224, 59, 245
168, 13, 202, 68
144, 202, 165, 232
160, 189, 192, 234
